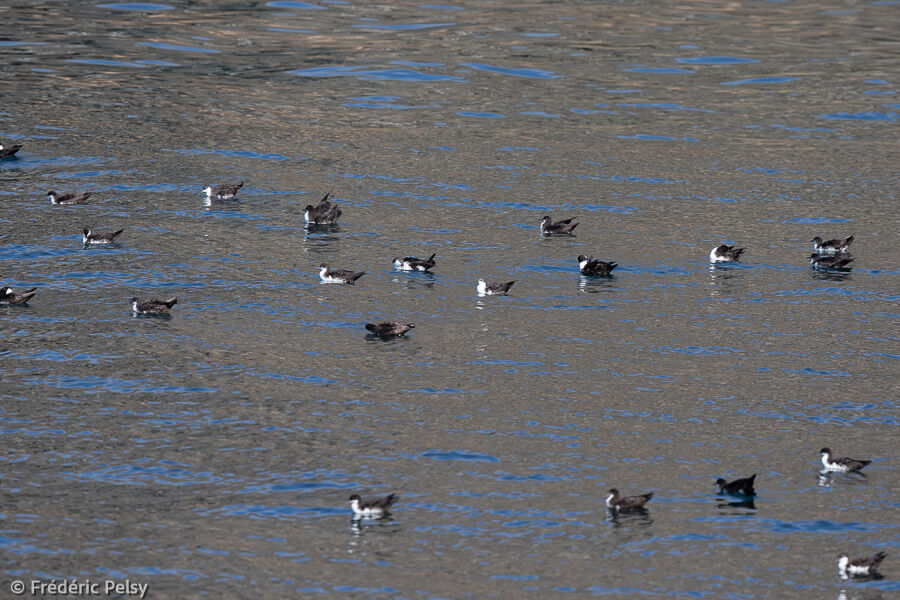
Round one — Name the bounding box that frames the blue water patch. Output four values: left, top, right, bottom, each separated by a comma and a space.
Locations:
421, 449, 500, 462
97, 3, 173, 9
265, 0, 326, 8
623, 67, 694, 74
817, 111, 897, 121
287, 66, 460, 82
353, 22, 455, 31
522, 32, 559, 38
67, 59, 148, 68
782, 217, 851, 224
459, 62, 562, 79
171, 148, 289, 160
138, 41, 220, 54
0, 41, 50, 46
677, 56, 759, 64
20, 375, 217, 394
70, 463, 222, 485
9, 350, 122, 364
721, 76, 801, 85
457, 112, 505, 118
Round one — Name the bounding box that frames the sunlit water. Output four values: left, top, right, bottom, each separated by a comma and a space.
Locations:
1, 1, 898, 598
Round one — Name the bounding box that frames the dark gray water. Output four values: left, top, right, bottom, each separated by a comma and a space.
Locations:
1, 1, 898, 598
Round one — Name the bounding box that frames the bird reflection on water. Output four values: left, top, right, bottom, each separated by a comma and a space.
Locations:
606, 507, 653, 528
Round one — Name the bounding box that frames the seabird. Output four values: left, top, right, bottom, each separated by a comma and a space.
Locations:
203, 181, 243, 200
605, 488, 653, 510
319, 264, 365, 284
0, 142, 23, 158
131, 296, 177, 315
393, 254, 437, 272
809, 253, 853, 269
709, 244, 745, 263
820, 448, 871, 472
812, 235, 853, 254
48, 190, 91, 205
476, 279, 515, 296
838, 551, 887, 579
577, 255, 617, 276
540, 215, 579, 235
83, 226, 124, 245
1, 286, 37, 305
716, 474, 756, 497
349, 493, 398, 519
365, 322, 415, 337
304, 191, 342, 225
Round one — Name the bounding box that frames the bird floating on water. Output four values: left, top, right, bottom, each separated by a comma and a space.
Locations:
365, 322, 415, 337
577, 255, 617, 276
715, 474, 756, 497
540, 215, 579, 235
48, 190, 91, 205
393, 254, 436, 272
820, 448, 870, 472
0, 142, 23, 158
83, 226, 124, 246
605, 488, 653, 511
304, 191, 342, 225
203, 181, 243, 200
812, 235, 853, 254
476, 279, 515, 296
318, 263, 365, 284
131, 296, 177, 316
838, 551, 887, 579
1, 286, 37, 305
349, 493, 398, 519
709, 244, 745, 263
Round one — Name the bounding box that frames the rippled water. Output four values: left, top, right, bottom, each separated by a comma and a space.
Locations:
1, 1, 898, 598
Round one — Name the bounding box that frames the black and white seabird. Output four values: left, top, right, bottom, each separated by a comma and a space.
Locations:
812, 235, 853, 254
838, 551, 887, 579
0, 142, 23, 158
48, 190, 91, 205
605, 488, 653, 510
203, 181, 243, 200
131, 296, 177, 315
83, 226, 124, 245
349, 493, 398, 519
809, 253, 853, 269
393, 254, 436, 272
577, 255, 617, 276
709, 244, 745, 263
476, 279, 515, 296
319, 264, 365, 284
820, 448, 871, 472
716, 474, 756, 496
365, 322, 415, 336
540, 215, 579, 235
1, 286, 37, 305
304, 191, 342, 225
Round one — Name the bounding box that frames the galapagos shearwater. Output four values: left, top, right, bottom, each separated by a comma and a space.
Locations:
709, 244, 745, 263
